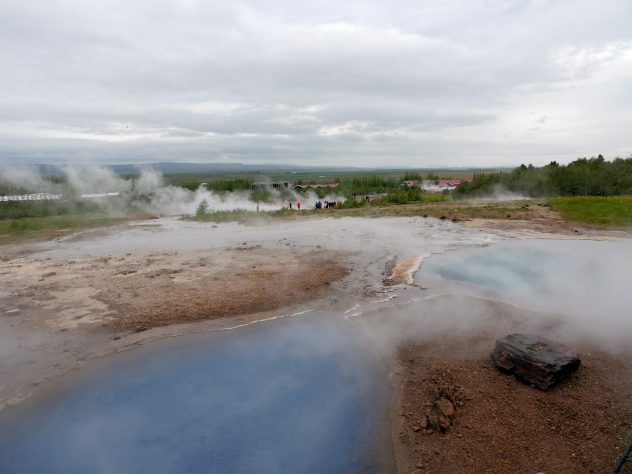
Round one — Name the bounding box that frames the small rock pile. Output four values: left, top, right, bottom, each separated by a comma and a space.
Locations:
412, 384, 466, 434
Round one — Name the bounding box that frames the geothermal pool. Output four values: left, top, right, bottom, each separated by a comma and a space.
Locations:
420, 238, 632, 344
422, 239, 632, 298
0, 314, 389, 474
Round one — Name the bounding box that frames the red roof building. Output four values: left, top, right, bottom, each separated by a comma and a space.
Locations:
293, 183, 339, 189
437, 179, 464, 187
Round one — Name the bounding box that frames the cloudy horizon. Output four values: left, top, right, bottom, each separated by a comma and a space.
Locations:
1, 0, 631, 168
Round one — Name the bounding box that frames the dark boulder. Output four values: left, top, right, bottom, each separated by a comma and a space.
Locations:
492, 333, 580, 390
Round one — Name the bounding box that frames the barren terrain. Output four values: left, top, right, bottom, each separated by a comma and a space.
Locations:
0, 246, 346, 333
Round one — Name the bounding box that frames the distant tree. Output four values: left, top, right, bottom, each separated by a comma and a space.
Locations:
196, 199, 209, 217
403, 172, 423, 181
454, 155, 632, 198
250, 188, 271, 203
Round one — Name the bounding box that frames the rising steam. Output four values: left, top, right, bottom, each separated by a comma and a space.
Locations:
0, 165, 344, 215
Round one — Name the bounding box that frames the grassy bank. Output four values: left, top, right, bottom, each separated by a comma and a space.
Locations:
0, 215, 137, 244
548, 196, 632, 226
182, 210, 262, 224
186, 200, 536, 223
313, 200, 535, 221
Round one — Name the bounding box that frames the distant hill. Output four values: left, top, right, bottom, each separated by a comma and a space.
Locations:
24, 162, 504, 176
27, 162, 371, 176
109, 162, 372, 175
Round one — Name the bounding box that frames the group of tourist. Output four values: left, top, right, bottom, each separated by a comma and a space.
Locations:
314, 200, 340, 209
283, 199, 343, 210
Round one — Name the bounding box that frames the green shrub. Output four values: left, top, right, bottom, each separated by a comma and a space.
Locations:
195, 199, 209, 217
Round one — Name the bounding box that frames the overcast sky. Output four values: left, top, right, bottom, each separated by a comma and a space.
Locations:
1, 0, 631, 168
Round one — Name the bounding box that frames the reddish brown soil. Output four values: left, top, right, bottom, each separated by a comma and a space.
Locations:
394, 336, 632, 473
0, 246, 348, 333
99, 249, 348, 331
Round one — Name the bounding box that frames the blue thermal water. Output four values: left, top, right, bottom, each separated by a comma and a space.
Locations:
422, 243, 549, 295
421, 239, 632, 313
0, 315, 385, 474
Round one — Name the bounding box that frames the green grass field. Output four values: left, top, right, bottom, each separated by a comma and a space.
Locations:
0, 215, 134, 244
548, 196, 632, 226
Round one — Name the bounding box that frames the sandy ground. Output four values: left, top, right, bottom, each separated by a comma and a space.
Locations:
1, 213, 631, 472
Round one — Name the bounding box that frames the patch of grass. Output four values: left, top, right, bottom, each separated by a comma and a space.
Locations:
0, 215, 133, 244
419, 194, 450, 203
315, 201, 534, 221
548, 196, 632, 226
259, 200, 534, 221
184, 209, 263, 223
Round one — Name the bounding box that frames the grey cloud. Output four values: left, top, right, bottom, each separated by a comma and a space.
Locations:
1, 0, 631, 167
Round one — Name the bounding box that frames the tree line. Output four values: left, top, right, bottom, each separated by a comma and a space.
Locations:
454, 155, 632, 198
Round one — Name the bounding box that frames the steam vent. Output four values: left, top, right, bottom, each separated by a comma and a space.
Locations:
492, 333, 581, 390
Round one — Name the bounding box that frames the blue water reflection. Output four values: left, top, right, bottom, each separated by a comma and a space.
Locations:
423, 243, 550, 295
0, 315, 385, 474
421, 239, 632, 315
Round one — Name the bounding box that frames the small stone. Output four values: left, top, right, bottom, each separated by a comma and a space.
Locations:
436, 398, 455, 417
420, 416, 428, 428
436, 414, 450, 431
5, 308, 20, 314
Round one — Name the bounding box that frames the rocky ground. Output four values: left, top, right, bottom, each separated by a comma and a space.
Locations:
393, 336, 632, 473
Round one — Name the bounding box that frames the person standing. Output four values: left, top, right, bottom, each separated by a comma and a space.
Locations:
297, 201, 301, 210
289, 201, 292, 209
